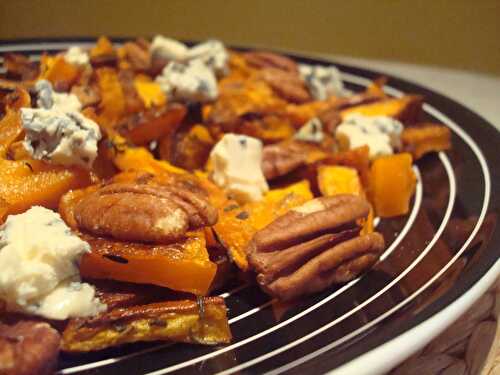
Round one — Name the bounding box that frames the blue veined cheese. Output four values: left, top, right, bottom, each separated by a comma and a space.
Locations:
21, 108, 101, 169
0, 206, 106, 320
156, 59, 218, 103
294, 117, 324, 143
209, 133, 269, 203
186, 39, 229, 76
35, 79, 82, 113
150, 35, 189, 61
150, 36, 229, 76
335, 114, 403, 159
63, 46, 90, 66
299, 64, 351, 100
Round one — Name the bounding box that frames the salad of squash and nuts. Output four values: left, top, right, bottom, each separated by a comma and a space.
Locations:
0, 36, 451, 374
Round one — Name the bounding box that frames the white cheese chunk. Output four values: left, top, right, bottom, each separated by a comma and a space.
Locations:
150, 35, 229, 76
336, 114, 403, 159
186, 39, 229, 76
21, 108, 101, 169
299, 64, 351, 100
156, 59, 218, 103
35, 79, 82, 113
150, 35, 189, 61
209, 133, 269, 203
0, 206, 106, 320
294, 117, 324, 143
63, 46, 90, 66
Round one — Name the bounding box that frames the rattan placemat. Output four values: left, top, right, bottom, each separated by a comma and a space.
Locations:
389, 278, 500, 375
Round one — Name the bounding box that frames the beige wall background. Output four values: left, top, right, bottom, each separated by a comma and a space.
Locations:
1, 0, 499, 76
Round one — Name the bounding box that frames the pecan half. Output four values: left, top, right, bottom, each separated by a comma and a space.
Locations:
257, 67, 311, 104
243, 51, 299, 73
74, 181, 218, 243
262, 142, 307, 180
247, 195, 385, 300
123, 41, 151, 72
0, 320, 60, 375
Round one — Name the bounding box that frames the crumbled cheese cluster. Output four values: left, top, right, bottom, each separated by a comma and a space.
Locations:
152, 36, 229, 102
0, 206, 106, 320
294, 117, 324, 143
336, 114, 403, 159
63, 46, 90, 66
299, 64, 351, 100
35, 79, 82, 112
151, 36, 229, 76
21, 108, 101, 169
209, 133, 269, 203
156, 59, 218, 103
186, 39, 229, 76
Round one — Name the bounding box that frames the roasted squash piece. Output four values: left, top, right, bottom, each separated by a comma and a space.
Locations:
203, 77, 287, 132
161, 124, 215, 171
62, 297, 231, 352
341, 95, 423, 123
370, 153, 416, 218
0, 109, 23, 157
317, 165, 374, 234
237, 114, 296, 144
112, 141, 186, 175
318, 165, 363, 197
117, 104, 187, 146
78, 230, 217, 296
402, 123, 451, 160
133, 74, 166, 108
96, 67, 126, 127
90, 36, 117, 66
0, 159, 92, 215
326, 145, 371, 188
39, 54, 81, 89
212, 180, 313, 270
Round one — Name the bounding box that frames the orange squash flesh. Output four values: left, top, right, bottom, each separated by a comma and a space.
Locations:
370, 153, 416, 218
96, 67, 126, 127
79, 230, 217, 296
0, 109, 23, 157
39, 55, 81, 88
341, 95, 423, 123
402, 124, 451, 160
0, 159, 91, 215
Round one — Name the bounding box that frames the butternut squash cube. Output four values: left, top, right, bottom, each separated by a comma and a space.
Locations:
370, 153, 416, 218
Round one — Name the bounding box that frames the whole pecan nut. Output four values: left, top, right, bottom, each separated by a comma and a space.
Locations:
74, 181, 218, 244
257, 67, 311, 104
247, 195, 385, 300
243, 51, 299, 73
262, 142, 307, 180
123, 41, 151, 71
0, 320, 60, 375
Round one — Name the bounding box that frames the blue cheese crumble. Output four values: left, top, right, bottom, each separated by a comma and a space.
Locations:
21, 108, 101, 169
152, 37, 229, 102
63, 46, 90, 66
209, 133, 269, 203
335, 114, 403, 159
299, 64, 351, 100
156, 59, 218, 103
0, 206, 106, 320
150, 36, 229, 76
35, 79, 82, 113
294, 117, 324, 143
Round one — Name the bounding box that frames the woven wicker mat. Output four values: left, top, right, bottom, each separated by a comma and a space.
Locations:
388, 277, 500, 375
